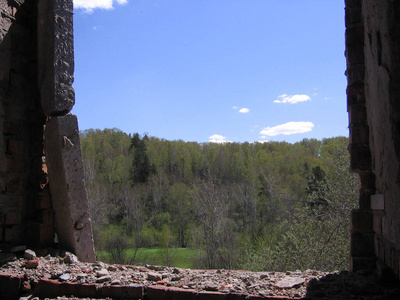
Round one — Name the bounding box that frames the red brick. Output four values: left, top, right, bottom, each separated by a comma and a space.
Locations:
99, 284, 144, 299
5, 139, 22, 155
0, 177, 6, 193
38, 193, 52, 209
168, 287, 198, 300
4, 225, 21, 243
34, 279, 61, 298
0, 273, 23, 299
4, 209, 20, 224
7, 179, 23, 193
40, 209, 54, 225
146, 285, 168, 299
60, 282, 80, 296
6, 157, 20, 173
351, 209, 373, 233
39, 225, 55, 242
77, 284, 98, 298
198, 291, 227, 300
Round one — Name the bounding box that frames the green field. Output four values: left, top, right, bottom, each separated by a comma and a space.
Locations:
97, 247, 202, 269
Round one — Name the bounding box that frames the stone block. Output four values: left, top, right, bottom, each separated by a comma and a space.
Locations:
349, 144, 372, 172
349, 125, 369, 145
351, 232, 375, 256
350, 209, 373, 233
38, 0, 75, 115
350, 256, 376, 272
346, 84, 366, 107
45, 114, 95, 262
373, 211, 383, 234
371, 194, 384, 210
345, 25, 365, 47
349, 103, 367, 125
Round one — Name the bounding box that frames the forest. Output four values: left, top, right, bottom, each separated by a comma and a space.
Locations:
80, 128, 360, 272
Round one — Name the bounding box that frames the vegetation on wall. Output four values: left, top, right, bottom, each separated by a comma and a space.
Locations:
81, 128, 359, 271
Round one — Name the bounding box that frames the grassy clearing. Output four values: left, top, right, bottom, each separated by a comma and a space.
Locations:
97, 247, 201, 269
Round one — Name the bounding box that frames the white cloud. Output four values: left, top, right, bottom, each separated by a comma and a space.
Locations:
74, 0, 127, 13
273, 94, 311, 104
209, 134, 231, 144
239, 108, 250, 114
260, 121, 314, 136
232, 106, 238, 110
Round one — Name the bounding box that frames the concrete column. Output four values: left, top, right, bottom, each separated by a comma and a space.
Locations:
45, 114, 95, 262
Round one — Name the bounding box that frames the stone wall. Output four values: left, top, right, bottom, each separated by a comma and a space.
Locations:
346, 0, 400, 279
0, 0, 95, 262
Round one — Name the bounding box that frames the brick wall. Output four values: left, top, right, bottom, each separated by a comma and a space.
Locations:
0, 0, 54, 247
346, 0, 400, 280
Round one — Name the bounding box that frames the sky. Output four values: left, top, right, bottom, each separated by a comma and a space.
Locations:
72, 0, 348, 144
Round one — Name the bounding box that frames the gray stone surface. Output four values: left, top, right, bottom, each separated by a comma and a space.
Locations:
45, 114, 95, 262
38, 0, 75, 115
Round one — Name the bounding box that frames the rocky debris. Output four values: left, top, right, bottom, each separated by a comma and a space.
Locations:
0, 251, 397, 299
24, 250, 36, 260
274, 276, 305, 288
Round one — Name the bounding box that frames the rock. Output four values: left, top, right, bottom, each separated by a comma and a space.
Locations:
171, 275, 181, 281
107, 265, 117, 272
96, 268, 109, 277
0, 253, 16, 264
76, 273, 88, 280
59, 273, 71, 281
22, 280, 31, 292
24, 249, 36, 260
172, 267, 181, 274
147, 272, 162, 282
259, 272, 269, 279
204, 283, 219, 291
146, 264, 164, 271
23, 260, 39, 269
50, 270, 63, 279
111, 278, 121, 285
64, 252, 79, 264
10, 245, 27, 253
96, 276, 112, 283
274, 276, 305, 288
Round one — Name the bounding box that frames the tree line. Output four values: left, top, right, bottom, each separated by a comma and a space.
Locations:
80, 128, 359, 271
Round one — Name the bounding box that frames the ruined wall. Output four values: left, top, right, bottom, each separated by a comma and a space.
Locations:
0, 0, 95, 262
347, 0, 400, 279
0, 0, 52, 248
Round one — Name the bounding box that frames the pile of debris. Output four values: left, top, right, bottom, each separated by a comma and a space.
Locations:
0, 249, 398, 299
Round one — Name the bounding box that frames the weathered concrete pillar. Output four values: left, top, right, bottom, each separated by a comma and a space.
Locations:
45, 114, 95, 262
37, 0, 95, 262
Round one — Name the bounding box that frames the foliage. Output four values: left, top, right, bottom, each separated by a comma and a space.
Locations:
81, 129, 359, 271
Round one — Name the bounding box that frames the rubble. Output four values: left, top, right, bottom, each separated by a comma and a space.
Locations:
0, 250, 397, 299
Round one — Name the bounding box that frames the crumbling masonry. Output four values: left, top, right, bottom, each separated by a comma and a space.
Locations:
1, 0, 400, 280
0, 0, 94, 262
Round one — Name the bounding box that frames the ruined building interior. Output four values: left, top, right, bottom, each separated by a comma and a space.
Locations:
0, 0, 400, 296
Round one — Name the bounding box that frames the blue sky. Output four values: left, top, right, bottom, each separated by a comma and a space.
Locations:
72, 0, 348, 144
